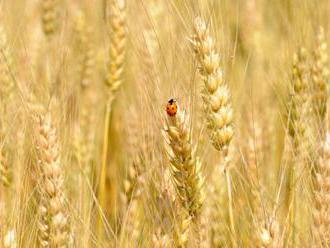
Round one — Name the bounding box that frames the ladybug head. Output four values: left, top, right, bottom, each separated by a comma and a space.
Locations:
168, 98, 176, 104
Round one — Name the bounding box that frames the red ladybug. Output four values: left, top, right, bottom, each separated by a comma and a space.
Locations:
166, 99, 178, 117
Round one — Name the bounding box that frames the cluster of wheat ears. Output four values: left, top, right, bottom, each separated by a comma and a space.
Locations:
0, 0, 330, 247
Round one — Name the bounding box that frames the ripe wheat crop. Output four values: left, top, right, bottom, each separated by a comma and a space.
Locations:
0, 0, 329, 247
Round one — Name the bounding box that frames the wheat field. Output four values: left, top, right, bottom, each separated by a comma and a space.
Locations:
0, 0, 329, 247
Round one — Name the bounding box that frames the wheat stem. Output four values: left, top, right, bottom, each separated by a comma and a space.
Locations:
97, 100, 112, 242
225, 167, 236, 247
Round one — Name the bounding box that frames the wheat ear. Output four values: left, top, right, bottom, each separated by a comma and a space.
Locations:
163, 107, 204, 247
41, 0, 59, 38
35, 112, 70, 247
287, 47, 309, 246
312, 133, 330, 245
191, 17, 236, 244
0, 145, 9, 187
311, 26, 329, 129
208, 169, 227, 247
105, 0, 126, 97
163, 108, 204, 220
73, 11, 95, 90
0, 25, 15, 102
119, 115, 144, 246
191, 17, 234, 153
288, 48, 309, 150
0, 25, 14, 188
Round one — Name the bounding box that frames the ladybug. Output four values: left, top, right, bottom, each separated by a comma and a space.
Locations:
166, 98, 178, 117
